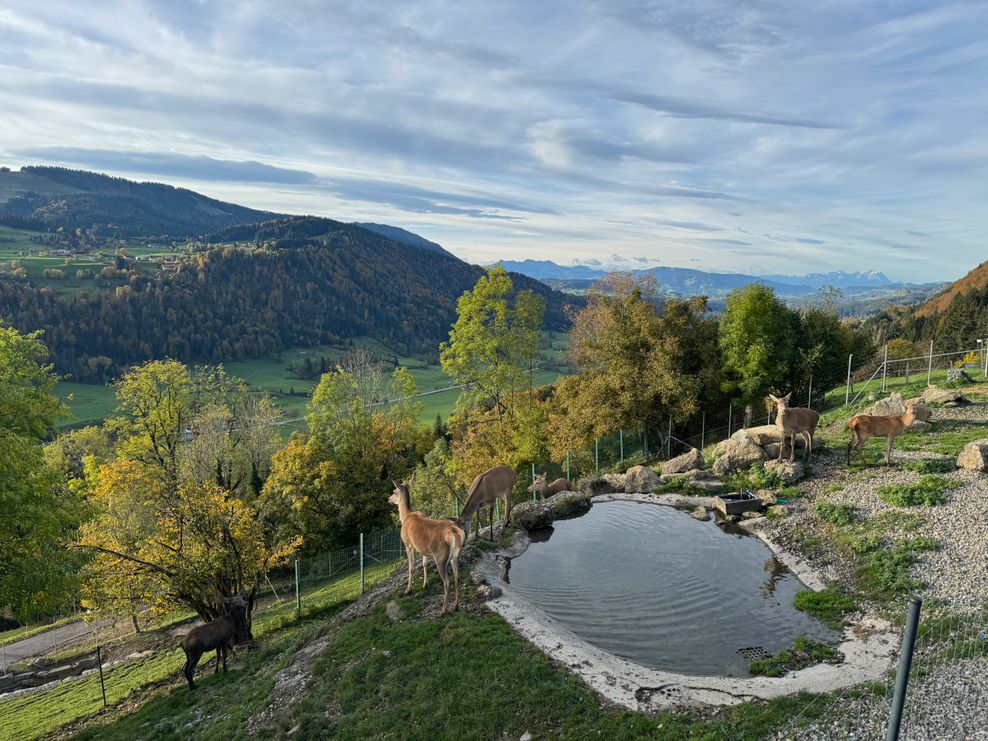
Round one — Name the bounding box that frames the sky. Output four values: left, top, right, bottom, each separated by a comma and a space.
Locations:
1, 1, 986, 282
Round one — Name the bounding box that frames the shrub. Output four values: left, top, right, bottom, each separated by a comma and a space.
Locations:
748, 636, 843, 677
793, 587, 858, 629
727, 463, 783, 491
902, 458, 955, 474
655, 477, 704, 496
815, 502, 857, 526
876, 476, 957, 507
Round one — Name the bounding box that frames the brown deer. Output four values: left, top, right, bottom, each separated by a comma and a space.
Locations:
847, 403, 918, 465
180, 595, 248, 689
527, 473, 571, 499
769, 393, 820, 464
456, 464, 516, 540
390, 480, 465, 614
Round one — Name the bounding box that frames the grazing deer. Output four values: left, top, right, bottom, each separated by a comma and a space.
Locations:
847, 403, 918, 465
527, 473, 571, 499
456, 464, 517, 540
181, 595, 248, 690
769, 393, 820, 464
390, 480, 465, 614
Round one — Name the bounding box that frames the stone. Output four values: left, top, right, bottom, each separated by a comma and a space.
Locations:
520, 733, 533, 741
576, 477, 618, 496
600, 473, 627, 490
385, 600, 402, 623
740, 425, 786, 446
862, 393, 932, 424
767, 504, 792, 518
624, 465, 661, 493
765, 459, 806, 485
742, 510, 763, 520
690, 505, 710, 521
910, 420, 932, 432
922, 386, 965, 405
681, 468, 710, 481
550, 490, 593, 519
690, 479, 727, 494
956, 440, 988, 472
476, 584, 502, 600
757, 489, 778, 506
712, 433, 768, 476
511, 499, 554, 531
661, 447, 705, 475
947, 367, 974, 383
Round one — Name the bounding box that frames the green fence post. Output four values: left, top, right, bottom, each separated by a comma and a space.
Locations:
619, 429, 624, 464
359, 533, 365, 594
294, 559, 301, 617
594, 438, 600, 476
643, 429, 647, 461
566, 450, 570, 481
531, 462, 537, 500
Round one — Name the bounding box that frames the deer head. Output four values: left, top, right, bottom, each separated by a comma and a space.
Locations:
769, 392, 793, 412
527, 472, 547, 493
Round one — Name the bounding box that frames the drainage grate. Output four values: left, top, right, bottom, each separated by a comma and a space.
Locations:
737, 646, 772, 661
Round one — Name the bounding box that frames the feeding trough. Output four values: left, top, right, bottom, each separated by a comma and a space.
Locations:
714, 491, 763, 517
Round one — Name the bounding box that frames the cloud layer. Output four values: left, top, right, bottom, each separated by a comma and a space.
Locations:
2, 0, 987, 281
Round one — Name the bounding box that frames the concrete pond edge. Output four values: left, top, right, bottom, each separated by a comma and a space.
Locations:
473, 492, 898, 713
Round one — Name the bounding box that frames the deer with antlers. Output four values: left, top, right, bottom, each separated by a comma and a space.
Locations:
769, 393, 820, 464
847, 403, 918, 465
456, 464, 516, 540
390, 479, 465, 614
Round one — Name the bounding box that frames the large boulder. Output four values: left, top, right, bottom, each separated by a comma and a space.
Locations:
741, 425, 786, 446
690, 478, 727, 494
765, 459, 806, 485
923, 386, 965, 405
956, 440, 988, 472
601, 473, 628, 490
550, 490, 593, 519
712, 433, 768, 476
624, 465, 661, 493
577, 477, 619, 496
863, 393, 932, 424
662, 447, 706, 475
511, 499, 554, 531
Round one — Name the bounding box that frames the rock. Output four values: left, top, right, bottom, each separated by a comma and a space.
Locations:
550, 490, 593, 519
757, 489, 778, 506
385, 600, 402, 623
681, 468, 711, 481
520, 733, 533, 741
476, 584, 502, 600
947, 367, 974, 383
922, 386, 964, 405
863, 393, 932, 423
690, 505, 710, 521
765, 459, 806, 485
690, 479, 727, 494
712, 433, 768, 476
600, 473, 627, 490
511, 499, 554, 531
956, 440, 988, 472
576, 477, 618, 496
910, 420, 932, 432
662, 447, 705, 475
742, 510, 763, 520
740, 425, 786, 446
624, 465, 661, 493
767, 504, 792, 518
764, 442, 781, 459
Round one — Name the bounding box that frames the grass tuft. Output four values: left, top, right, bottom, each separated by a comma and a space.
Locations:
815, 502, 857, 526
876, 475, 958, 507
793, 587, 858, 629
747, 636, 843, 678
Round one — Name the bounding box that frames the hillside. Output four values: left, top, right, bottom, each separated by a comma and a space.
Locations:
915, 260, 988, 317
0, 166, 277, 238
353, 222, 454, 257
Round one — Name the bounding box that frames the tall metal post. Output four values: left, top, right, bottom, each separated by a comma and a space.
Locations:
531, 463, 537, 500
666, 418, 672, 459
728, 405, 733, 436
927, 340, 934, 386
984, 334, 988, 378
845, 354, 853, 405
642, 429, 647, 461
294, 559, 301, 617
807, 373, 813, 408
96, 644, 108, 708
594, 438, 600, 476
700, 412, 706, 450
359, 533, 365, 594
882, 344, 889, 391
619, 429, 624, 464
886, 596, 923, 741
565, 450, 570, 481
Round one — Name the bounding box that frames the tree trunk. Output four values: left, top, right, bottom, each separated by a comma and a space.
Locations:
131, 613, 141, 635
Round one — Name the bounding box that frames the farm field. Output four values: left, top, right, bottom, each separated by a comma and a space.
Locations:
56, 333, 571, 429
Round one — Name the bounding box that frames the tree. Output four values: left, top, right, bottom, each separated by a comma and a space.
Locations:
0, 327, 82, 620
719, 284, 798, 424
440, 266, 545, 419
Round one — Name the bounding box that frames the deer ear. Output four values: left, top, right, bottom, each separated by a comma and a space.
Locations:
542, 472, 547, 479
408, 471, 416, 488
391, 479, 399, 491
782, 392, 791, 402
769, 394, 778, 402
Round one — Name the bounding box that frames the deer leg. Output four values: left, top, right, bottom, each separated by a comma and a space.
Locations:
183, 650, 199, 690
789, 433, 796, 463
215, 646, 221, 674
803, 432, 813, 464
886, 435, 893, 465
422, 553, 429, 589
405, 544, 414, 594
223, 643, 228, 673
450, 551, 460, 612
505, 494, 512, 525
436, 555, 451, 614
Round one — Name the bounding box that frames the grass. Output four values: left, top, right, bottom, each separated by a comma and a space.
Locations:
902, 457, 955, 474
896, 419, 988, 457
726, 462, 784, 491
747, 636, 843, 678
875, 475, 958, 507
815, 502, 857, 526
793, 587, 858, 629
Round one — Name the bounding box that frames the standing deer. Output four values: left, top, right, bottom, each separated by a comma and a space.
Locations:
456, 464, 516, 540
847, 403, 918, 465
769, 393, 820, 464
390, 480, 465, 614
180, 594, 248, 690
527, 473, 571, 499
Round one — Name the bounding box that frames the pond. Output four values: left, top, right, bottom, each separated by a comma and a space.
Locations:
505, 500, 839, 677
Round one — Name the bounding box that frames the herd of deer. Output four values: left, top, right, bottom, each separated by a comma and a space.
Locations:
180, 395, 920, 688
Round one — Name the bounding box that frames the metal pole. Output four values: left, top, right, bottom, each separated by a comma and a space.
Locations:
845, 354, 853, 405
1, 642, 6, 675
594, 438, 599, 476
701, 412, 706, 450
294, 559, 301, 617
807, 373, 812, 408
531, 463, 536, 500
643, 429, 647, 461
565, 450, 570, 481
927, 340, 934, 386
619, 429, 624, 464
886, 596, 923, 741
728, 405, 733, 436
96, 644, 108, 709
984, 336, 988, 378
359, 533, 365, 594
882, 344, 888, 392
666, 418, 672, 459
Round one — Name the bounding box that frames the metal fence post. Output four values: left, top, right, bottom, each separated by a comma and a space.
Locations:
886, 596, 923, 741
643, 428, 647, 461
619, 429, 624, 464
666, 418, 672, 459
845, 353, 853, 405
882, 344, 889, 392
594, 438, 599, 476
807, 373, 813, 408
96, 644, 108, 708
295, 559, 301, 617
728, 405, 733, 436
1, 642, 6, 675
927, 340, 934, 386
359, 533, 365, 594
701, 412, 706, 450
565, 450, 570, 481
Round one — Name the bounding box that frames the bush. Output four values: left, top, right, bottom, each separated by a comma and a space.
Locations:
902, 458, 955, 474
876, 476, 957, 507
748, 636, 843, 677
727, 462, 783, 491
793, 587, 858, 629
815, 502, 857, 526
655, 477, 704, 496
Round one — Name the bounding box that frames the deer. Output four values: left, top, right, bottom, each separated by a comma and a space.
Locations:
847, 403, 918, 465
456, 464, 516, 540
527, 472, 571, 499
180, 594, 248, 690
769, 393, 820, 464
390, 479, 465, 614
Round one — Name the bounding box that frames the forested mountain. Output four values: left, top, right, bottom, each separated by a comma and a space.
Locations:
353, 223, 454, 257
0, 221, 577, 382
0, 166, 277, 237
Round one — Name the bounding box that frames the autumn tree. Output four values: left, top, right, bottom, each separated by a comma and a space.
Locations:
0, 327, 82, 620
